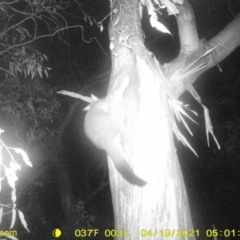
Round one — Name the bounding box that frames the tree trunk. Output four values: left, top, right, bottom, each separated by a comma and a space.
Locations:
106, 0, 240, 239
107, 0, 240, 240
107, 1, 194, 239
53, 102, 80, 229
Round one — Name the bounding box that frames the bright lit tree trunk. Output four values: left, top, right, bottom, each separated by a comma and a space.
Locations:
107, 1, 193, 239
106, 0, 240, 239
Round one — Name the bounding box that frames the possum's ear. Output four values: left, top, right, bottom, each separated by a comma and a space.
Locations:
83, 104, 91, 111
83, 94, 99, 111
90, 94, 98, 101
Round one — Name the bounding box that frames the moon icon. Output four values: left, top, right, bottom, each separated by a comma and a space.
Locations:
52, 228, 62, 238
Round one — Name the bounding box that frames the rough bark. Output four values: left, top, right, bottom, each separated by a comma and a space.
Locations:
104, 0, 240, 239
107, 1, 194, 239
52, 0, 240, 236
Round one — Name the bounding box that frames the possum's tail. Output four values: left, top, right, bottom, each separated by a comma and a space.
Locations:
106, 141, 147, 186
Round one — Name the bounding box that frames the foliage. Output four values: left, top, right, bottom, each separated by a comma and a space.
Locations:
17, 176, 61, 240
17, 177, 96, 240
0, 44, 60, 238
8, 46, 50, 80
0, 0, 67, 70
0, 48, 61, 236
61, 200, 96, 240
0, 74, 61, 147
0, 0, 103, 77
0, 129, 32, 234
71, 199, 96, 228
0, 2, 63, 233
0, 0, 98, 238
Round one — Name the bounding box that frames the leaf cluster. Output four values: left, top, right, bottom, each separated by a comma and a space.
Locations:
9, 46, 50, 79
71, 199, 96, 228
0, 74, 61, 146
0, 130, 32, 233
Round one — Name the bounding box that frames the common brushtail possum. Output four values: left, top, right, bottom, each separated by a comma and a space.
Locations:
84, 96, 147, 186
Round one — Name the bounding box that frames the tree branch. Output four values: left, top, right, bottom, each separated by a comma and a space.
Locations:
164, 2, 240, 98
164, 0, 199, 74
